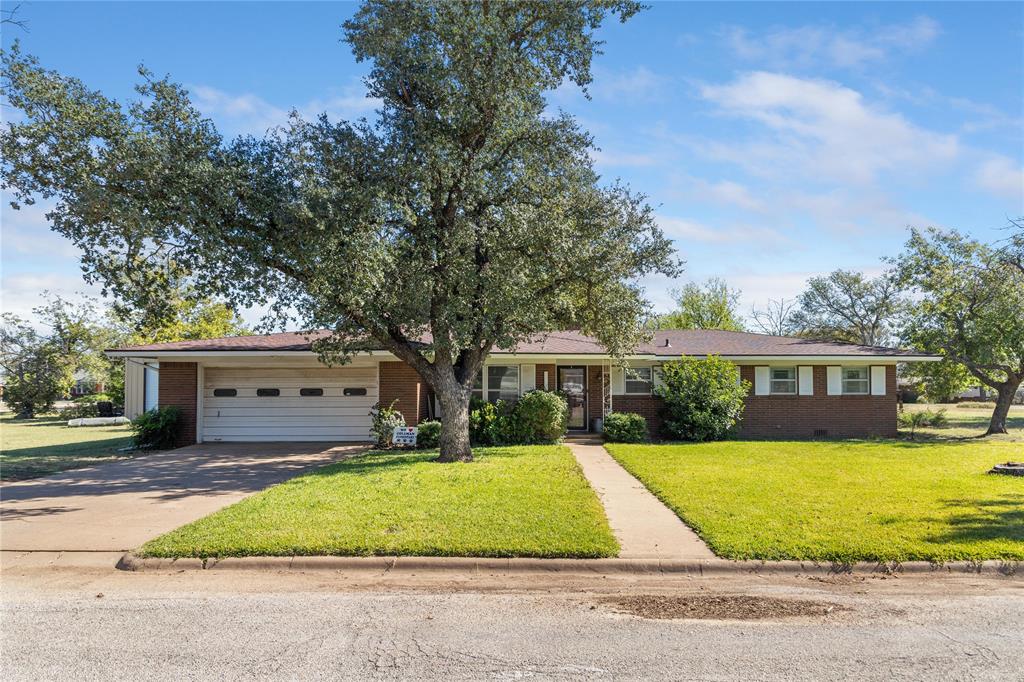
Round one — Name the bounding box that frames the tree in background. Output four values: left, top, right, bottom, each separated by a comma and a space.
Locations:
1, 1, 678, 461
750, 297, 798, 336
0, 313, 76, 417
902, 359, 975, 404
1002, 217, 1023, 276
654, 278, 744, 331
894, 227, 1024, 435
790, 269, 905, 346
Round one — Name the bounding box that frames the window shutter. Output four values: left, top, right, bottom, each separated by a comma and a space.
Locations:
520, 364, 536, 395
798, 366, 814, 396
611, 366, 625, 395
870, 366, 887, 395
652, 365, 664, 391
754, 366, 770, 396
827, 366, 842, 395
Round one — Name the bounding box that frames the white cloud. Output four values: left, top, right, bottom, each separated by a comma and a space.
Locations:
671, 175, 766, 212
697, 72, 959, 186
1, 202, 81, 259
0, 273, 102, 323
724, 16, 940, 69
974, 155, 1024, 203
552, 66, 669, 106
657, 216, 788, 245
189, 82, 381, 136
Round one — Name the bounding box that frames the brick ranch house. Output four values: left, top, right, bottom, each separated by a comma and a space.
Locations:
107, 329, 937, 447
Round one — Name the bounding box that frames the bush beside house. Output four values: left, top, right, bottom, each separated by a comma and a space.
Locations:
656, 355, 750, 442
602, 412, 648, 442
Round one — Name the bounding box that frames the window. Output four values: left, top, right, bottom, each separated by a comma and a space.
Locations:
343, 388, 367, 397
300, 388, 323, 397
487, 365, 520, 403
256, 388, 280, 397
625, 367, 653, 394
212, 388, 236, 397
769, 367, 797, 395
842, 367, 869, 395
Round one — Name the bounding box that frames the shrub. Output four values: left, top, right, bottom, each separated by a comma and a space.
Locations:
368, 400, 405, 448
603, 412, 647, 442
72, 393, 112, 404
59, 402, 100, 420
130, 406, 181, 449
655, 355, 750, 442
509, 390, 568, 444
415, 420, 442, 449
956, 401, 996, 409
898, 408, 948, 439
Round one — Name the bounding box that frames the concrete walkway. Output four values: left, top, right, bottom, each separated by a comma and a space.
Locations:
0, 442, 367, 552
567, 438, 715, 560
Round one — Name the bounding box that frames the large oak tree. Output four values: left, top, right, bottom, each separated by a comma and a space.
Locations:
1, 1, 679, 460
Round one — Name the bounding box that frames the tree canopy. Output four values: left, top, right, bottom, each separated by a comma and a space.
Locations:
1, 1, 678, 460
790, 269, 904, 346
894, 227, 1024, 434
653, 278, 744, 332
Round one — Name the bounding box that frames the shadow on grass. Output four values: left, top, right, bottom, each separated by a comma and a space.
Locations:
301, 445, 542, 480
927, 494, 1024, 546
2, 435, 134, 462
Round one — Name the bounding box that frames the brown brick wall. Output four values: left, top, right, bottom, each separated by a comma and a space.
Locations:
158, 362, 197, 447
536, 364, 556, 392
378, 361, 426, 424
738, 365, 897, 438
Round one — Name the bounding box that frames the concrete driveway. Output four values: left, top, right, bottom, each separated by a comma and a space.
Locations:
0, 442, 367, 552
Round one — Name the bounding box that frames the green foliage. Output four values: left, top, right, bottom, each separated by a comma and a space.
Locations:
602, 412, 647, 442
508, 390, 568, 444
130, 406, 180, 450
655, 355, 750, 442
903, 359, 974, 403
0, 2, 680, 461
368, 400, 405, 447
790, 269, 905, 346
0, 315, 75, 418
899, 407, 949, 439
469, 398, 508, 446
653, 278, 744, 331
414, 420, 442, 449
59, 402, 100, 420
894, 227, 1024, 434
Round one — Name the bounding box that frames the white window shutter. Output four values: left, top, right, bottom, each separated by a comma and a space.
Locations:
827, 366, 842, 395
520, 364, 536, 395
754, 366, 770, 396
653, 365, 664, 391
612, 366, 625, 395
798, 366, 814, 396
870, 366, 887, 395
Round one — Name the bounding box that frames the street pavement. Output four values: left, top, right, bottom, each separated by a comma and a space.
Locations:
2, 554, 1021, 681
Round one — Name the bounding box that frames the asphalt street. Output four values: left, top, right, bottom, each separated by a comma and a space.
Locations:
2, 554, 1022, 681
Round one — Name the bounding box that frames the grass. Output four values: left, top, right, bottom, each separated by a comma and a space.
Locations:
1, 413, 135, 481
140, 445, 619, 559
605, 440, 1024, 563
901, 402, 1024, 442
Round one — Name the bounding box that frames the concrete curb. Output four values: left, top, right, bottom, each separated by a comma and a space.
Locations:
116, 553, 1021, 577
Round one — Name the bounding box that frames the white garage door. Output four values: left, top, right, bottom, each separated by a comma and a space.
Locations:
202, 366, 377, 442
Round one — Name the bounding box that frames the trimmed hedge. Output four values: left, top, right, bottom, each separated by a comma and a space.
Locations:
602, 412, 647, 442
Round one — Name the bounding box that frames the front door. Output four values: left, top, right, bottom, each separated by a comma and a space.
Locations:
558, 366, 588, 430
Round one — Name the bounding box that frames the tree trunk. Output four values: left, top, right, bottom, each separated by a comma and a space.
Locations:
986, 381, 1019, 435
435, 384, 473, 462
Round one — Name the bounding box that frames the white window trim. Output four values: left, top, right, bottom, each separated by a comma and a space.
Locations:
841, 366, 870, 395
624, 366, 653, 395
769, 367, 798, 395
474, 364, 521, 403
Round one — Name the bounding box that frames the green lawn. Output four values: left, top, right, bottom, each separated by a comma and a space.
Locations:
140, 445, 619, 559
606, 440, 1024, 563
1, 413, 135, 481
902, 403, 1024, 441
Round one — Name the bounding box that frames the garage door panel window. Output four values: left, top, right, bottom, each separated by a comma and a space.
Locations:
256, 388, 280, 397
299, 388, 324, 397
213, 388, 237, 397
842, 367, 869, 395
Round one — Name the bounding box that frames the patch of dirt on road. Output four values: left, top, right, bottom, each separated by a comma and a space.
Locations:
600, 594, 846, 621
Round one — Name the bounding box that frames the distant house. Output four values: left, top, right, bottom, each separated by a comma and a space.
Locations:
107, 330, 938, 448
69, 370, 105, 397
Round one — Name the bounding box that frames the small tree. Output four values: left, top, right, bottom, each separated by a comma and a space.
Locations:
655, 355, 750, 441
750, 297, 798, 336
1, 310, 78, 418
894, 227, 1024, 435
654, 278, 744, 331
791, 269, 905, 346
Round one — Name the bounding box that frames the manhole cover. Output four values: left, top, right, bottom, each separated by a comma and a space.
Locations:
600, 595, 844, 620
990, 462, 1024, 476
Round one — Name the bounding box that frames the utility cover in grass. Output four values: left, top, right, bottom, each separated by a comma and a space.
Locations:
140, 445, 619, 559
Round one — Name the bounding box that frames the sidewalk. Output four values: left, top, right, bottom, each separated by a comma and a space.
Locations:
566, 437, 715, 560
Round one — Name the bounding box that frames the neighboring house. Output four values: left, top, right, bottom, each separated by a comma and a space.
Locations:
69, 370, 105, 397
107, 329, 938, 447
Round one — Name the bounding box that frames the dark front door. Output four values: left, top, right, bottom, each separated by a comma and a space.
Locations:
558, 366, 588, 430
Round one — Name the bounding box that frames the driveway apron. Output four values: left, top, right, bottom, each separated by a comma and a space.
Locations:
0, 442, 367, 552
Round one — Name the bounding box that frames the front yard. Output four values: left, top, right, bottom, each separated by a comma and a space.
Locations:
140, 445, 619, 559
606, 440, 1024, 563
0, 413, 135, 481
901, 402, 1023, 441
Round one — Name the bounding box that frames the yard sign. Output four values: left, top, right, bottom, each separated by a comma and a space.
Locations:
392, 426, 418, 446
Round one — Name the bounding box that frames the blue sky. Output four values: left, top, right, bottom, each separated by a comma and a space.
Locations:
2, 1, 1022, 326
